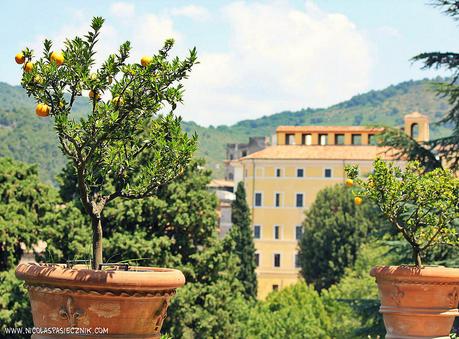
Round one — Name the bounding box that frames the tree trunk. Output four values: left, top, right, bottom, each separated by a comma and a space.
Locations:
91, 216, 103, 269
413, 246, 422, 268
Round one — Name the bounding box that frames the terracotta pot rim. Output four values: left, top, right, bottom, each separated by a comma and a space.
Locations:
370, 265, 459, 283
15, 263, 185, 292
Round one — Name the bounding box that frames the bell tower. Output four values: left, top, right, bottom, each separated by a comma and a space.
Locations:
404, 112, 429, 142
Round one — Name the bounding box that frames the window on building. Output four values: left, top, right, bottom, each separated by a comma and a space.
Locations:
272, 284, 279, 291
286, 134, 295, 145
319, 134, 328, 145
296, 193, 304, 208
352, 134, 362, 145
253, 225, 261, 239
274, 254, 281, 267
274, 225, 280, 239
241, 150, 247, 157
275, 193, 281, 207
255, 253, 260, 267
275, 168, 282, 177
255, 193, 263, 207
297, 168, 304, 177
295, 225, 303, 240
368, 134, 377, 145
324, 168, 332, 178
335, 134, 345, 145
295, 254, 301, 268
302, 134, 312, 145
228, 173, 234, 180
230, 154, 234, 160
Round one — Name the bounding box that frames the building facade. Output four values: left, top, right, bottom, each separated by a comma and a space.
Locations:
240, 112, 429, 299
208, 179, 235, 238
225, 137, 270, 182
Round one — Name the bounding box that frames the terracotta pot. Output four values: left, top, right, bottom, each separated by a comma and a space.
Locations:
371, 265, 459, 339
16, 263, 185, 339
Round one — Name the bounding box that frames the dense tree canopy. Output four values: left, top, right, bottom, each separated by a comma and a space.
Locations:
241, 283, 332, 338
165, 236, 249, 339
0, 157, 87, 270
0, 270, 33, 338
228, 181, 257, 299
0, 157, 88, 337
322, 243, 389, 338
298, 184, 384, 291
0, 157, 55, 270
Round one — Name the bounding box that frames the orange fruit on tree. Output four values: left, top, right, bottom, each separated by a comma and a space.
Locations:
50, 51, 64, 66
140, 56, 153, 67
24, 62, 34, 73
15, 52, 25, 64
354, 196, 363, 205
345, 179, 353, 187
35, 103, 50, 117
89, 90, 100, 100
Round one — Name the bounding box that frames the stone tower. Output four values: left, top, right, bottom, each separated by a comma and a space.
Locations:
404, 112, 430, 142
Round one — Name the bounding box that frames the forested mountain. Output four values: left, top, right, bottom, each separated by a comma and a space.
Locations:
0, 78, 451, 182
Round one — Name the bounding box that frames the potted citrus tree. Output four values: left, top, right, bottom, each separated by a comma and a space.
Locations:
346, 159, 459, 338
14, 17, 197, 337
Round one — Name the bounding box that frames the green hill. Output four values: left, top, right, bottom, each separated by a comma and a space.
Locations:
0, 78, 451, 183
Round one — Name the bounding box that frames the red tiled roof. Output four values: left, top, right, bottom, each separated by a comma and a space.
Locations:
241, 145, 399, 161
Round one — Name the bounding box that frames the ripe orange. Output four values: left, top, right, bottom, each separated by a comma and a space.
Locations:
89, 90, 100, 100
50, 51, 64, 66
15, 53, 25, 64
35, 103, 50, 117
345, 179, 353, 187
354, 196, 363, 205
24, 62, 34, 73
140, 56, 153, 67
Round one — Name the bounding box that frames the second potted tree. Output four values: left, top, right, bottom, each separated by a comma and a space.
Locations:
346, 159, 459, 338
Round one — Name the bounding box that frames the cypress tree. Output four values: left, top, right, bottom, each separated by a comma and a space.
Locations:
229, 181, 258, 299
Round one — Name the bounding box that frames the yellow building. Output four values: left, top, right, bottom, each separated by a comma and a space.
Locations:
238, 112, 429, 299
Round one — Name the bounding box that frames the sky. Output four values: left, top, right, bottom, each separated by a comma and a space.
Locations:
1, 0, 458, 126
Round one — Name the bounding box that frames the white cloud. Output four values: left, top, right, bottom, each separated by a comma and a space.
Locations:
133, 14, 181, 58
29, 19, 119, 69
26, 1, 372, 126
30, 11, 180, 68
182, 1, 373, 125
171, 5, 210, 21
110, 2, 135, 19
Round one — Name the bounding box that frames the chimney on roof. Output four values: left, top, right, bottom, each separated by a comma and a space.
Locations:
404, 112, 429, 142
